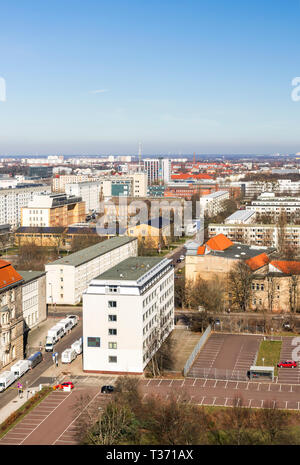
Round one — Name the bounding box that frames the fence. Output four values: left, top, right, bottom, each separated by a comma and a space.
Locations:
183, 324, 211, 377
186, 367, 248, 381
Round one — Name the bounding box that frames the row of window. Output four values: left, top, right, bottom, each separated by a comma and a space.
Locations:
143, 289, 157, 308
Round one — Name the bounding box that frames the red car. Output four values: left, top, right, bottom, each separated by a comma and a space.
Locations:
277, 361, 297, 368
53, 381, 74, 390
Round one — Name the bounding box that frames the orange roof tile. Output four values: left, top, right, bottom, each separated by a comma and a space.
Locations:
270, 260, 300, 275
0, 261, 23, 291
197, 245, 206, 255
206, 234, 233, 251
245, 253, 269, 271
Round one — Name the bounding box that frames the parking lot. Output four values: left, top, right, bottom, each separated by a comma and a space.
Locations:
278, 337, 300, 384
187, 333, 262, 380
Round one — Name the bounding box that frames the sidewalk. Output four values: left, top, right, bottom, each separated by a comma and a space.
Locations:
0, 385, 44, 425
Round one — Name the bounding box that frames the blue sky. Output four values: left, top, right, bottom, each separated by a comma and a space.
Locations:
0, 0, 300, 155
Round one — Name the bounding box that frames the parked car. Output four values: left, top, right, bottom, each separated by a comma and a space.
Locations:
180, 255, 185, 261
283, 322, 291, 330
53, 381, 74, 390
101, 385, 114, 394
277, 361, 297, 368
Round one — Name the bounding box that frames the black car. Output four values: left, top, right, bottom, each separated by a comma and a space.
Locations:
101, 385, 114, 394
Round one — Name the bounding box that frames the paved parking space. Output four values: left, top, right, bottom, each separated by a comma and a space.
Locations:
187, 333, 262, 380
278, 338, 300, 384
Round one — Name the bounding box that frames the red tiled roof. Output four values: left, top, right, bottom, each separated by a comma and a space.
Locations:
206, 234, 233, 251
270, 260, 300, 275
0, 261, 23, 290
245, 253, 269, 271
197, 245, 206, 255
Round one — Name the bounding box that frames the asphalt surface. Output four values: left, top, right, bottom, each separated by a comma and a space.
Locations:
0, 322, 83, 409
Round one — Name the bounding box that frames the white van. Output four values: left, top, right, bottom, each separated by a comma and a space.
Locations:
47, 325, 64, 342
10, 360, 30, 379
61, 348, 77, 364
56, 318, 73, 335
66, 315, 79, 327
0, 371, 16, 392
71, 339, 82, 355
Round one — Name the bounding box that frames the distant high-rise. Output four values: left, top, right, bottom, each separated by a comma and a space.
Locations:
143, 157, 171, 185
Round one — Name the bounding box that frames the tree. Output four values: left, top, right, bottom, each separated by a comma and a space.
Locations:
143, 394, 205, 445
146, 330, 175, 377
70, 232, 104, 252
228, 261, 253, 312
256, 400, 290, 444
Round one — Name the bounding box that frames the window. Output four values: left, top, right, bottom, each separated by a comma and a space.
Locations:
108, 286, 118, 293
108, 301, 117, 308
108, 328, 117, 335
109, 356, 117, 363
87, 337, 101, 347
108, 315, 117, 322
108, 342, 117, 349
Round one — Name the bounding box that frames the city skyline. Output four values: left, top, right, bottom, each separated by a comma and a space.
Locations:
0, 0, 300, 154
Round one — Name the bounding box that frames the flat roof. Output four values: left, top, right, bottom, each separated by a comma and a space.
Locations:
94, 256, 169, 281
47, 236, 136, 268
225, 210, 256, 222
17, 270, 46, 284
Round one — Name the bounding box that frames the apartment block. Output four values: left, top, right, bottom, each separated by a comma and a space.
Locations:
82, 256, 174, 374
45, 236, 138, 305
0, 261, 24, 369
199, 190, 230, 217
0, 184, 51, 229
21, 193, 86, 227
18, 270, 47, 331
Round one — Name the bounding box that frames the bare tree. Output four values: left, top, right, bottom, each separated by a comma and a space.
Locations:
228, 261, 253, 312
256, 400, 289, 444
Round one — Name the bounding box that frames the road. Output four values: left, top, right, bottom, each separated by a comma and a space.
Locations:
0, 322, 83, 409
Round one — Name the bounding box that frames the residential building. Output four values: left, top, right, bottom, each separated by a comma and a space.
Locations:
28, 166, 53, 178
126, 217, 170, 247
21, 193, 86, 227
143, 158, 171, 184
18, 270, 47, 330
52, 175, 99, 192
199, 190, 230, 217
241, 179, 300, 199
65, 181, 102, 214
246, 193, 300, 221
45, 236, 138, 305
82, 256, 174, 374
224, 209, 256, 224
0, 261, 24, 368
208, 223, 300, 249
185, 233, 275, 281
0, 184, 51, 229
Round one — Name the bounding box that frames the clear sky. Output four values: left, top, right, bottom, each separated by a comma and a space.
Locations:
0, 0, 300, 155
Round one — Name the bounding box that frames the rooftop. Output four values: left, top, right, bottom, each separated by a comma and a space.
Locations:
94, 256, 169, 281
0, 261, 24, 291
17, 270, 46, 284
47, 236, 136, 268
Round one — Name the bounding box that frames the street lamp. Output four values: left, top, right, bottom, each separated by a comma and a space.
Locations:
262, 357, 265, 366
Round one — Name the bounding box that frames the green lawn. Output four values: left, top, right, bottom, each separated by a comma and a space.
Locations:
256, 340, 282, 377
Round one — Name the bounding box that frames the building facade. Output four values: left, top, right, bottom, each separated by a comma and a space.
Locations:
21, 193, 86, 227
199, 190, 230, 217
0, 261, 24, 369
18, 270, 47, 331
0, 184, 51, 229
45, 236, 138, 305
82, 256, 174, 374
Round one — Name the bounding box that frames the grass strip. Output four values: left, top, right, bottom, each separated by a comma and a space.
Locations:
256, 340, 282, 377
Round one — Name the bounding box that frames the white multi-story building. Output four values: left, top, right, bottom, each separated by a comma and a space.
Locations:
19, 270, 47, 330
52, 175, 99, 192
224, 209, 256, 224
65, 181, 102, 213
143, 158, 171, 185
241, 179, 300, 198
82, 256, 174, 374
246, 193, 300, 219
199, 190, 230, 217
0, 184, 51, 229
208, 222, 300, 249
45, 236, 138, 305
